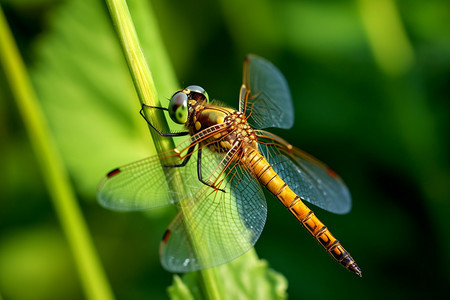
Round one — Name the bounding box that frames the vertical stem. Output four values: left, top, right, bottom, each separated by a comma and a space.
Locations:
104, 0, 173, 154
0, 5, 114, 300
104, 0, 221, 298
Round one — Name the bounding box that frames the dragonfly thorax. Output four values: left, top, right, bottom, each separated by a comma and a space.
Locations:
190, 106, 258, 153
224, 111, 257, 145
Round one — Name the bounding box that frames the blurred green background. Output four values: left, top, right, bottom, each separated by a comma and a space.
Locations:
1, 0, 449, 299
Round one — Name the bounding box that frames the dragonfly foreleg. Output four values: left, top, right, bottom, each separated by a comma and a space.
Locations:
197, 148, 225, 193
140, 104, 189, 137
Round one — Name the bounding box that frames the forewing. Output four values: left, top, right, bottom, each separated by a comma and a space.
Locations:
241, 55, 294, 129
98, 148, 211, 211
97, 123, 234, 211
257, 131, 351, 214
160, 155, 267, 272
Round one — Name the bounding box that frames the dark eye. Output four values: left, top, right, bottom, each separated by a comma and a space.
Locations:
186, 85, 209, 103
168, 92, 188, 124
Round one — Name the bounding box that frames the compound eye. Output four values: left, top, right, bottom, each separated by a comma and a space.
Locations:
168, 92, 188, 124
186, 85, 209, 103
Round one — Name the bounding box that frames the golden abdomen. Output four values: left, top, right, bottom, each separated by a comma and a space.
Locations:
244, 148, 362, 276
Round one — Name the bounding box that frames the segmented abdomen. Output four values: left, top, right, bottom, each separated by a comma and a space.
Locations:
244, 148, 361, 276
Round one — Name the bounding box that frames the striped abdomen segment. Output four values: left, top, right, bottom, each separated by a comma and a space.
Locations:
245, 149, 362, 277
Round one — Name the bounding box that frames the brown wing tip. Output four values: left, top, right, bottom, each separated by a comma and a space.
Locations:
107, 168, 121, 178
326, 167, 339, 179
162, 229, 171, 244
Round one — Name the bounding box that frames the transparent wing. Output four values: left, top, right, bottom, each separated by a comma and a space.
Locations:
97, 150, 195, 211
256, 130, 351, 214
160, 147, 267, 272
240, 54, 294, 129
97, 124, 230, 211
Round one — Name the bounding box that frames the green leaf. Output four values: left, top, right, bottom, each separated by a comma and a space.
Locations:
29, 0, 155, 197
168, 250, 288, 300
167, 275, 195, 300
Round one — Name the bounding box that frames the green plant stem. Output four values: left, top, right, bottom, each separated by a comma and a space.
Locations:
0, 5, 114, 300
104, 0, 222, 298
104, 0, 171, 154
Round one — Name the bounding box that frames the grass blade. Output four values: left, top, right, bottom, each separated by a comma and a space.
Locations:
0, 5, 114, 300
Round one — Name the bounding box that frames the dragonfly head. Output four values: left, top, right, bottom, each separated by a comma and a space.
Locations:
169, 85, 209, 124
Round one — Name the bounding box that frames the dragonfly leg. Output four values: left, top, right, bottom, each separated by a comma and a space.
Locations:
140, 104, 189, 137
197, 148, 225, 193
164, 144, 195, 168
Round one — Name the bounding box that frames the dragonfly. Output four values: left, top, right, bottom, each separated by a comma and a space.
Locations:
98, 55, 361, 277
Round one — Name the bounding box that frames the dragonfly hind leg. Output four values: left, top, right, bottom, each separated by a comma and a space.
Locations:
197, 148, 225, 193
